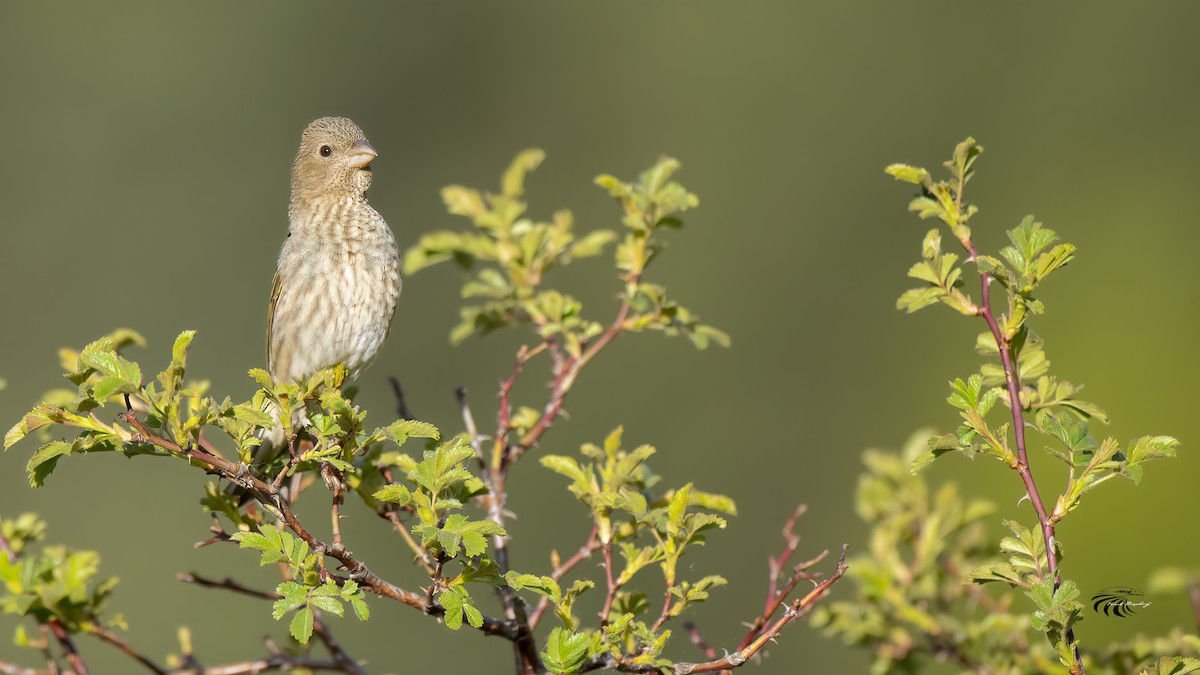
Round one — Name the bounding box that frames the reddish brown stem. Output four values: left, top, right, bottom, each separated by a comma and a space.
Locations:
670, 546, 849, 674
682, 622, 719, 660
46, 620, 87, 675
510, 296, 633, 466
0, 530, 17, 564
120, 412, 517, 640
84, 627, 164, 674
599, 540, 619, 626
530, 526, 601, 629
966, 240, 1083, 673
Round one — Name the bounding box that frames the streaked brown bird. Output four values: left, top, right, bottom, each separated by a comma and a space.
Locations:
269, 116, 400, 386
254, 117, 400, 457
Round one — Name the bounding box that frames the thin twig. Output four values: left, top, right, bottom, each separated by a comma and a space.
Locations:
599, 540, 619, 626
682, 622, 718, 661
671, 545, 850, 674
322, 463, 345, 549
189, 655, 348, 674
310, 619, 368, 675
457, 386, 487, 470
380, 508, 436, 576
737, 506, 825, 651
426, 556, 447, 612
529, 526, 601, 629
180, 572, 364, 674
83, 626, 165, 674
510, 295, 634, 466
121, 412, 517, 640
0, 529, 17, 564
0, 662, 50, 675
46, 620, 87, 675
388, 377, 413, 420
965, 236, 1084, 673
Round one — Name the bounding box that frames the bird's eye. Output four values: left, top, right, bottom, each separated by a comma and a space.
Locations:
319, 145, 332, 157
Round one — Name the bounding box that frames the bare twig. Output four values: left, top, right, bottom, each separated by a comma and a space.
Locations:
599, 540, 619, 627
178, 572, 276, 600
426, 556, 447, 611
388, 376, 413, 420
321, 463, 346, 549
188, 655, 348, 674
179, 572, 365, 674
737, 506, 827, 651
380, 508, 436, 576
0, 658, 51, 672
671, 545, 850, 674
651, 589, 674, 633
457, 386, 487, 470
46, 620, 88, 675
682, 622, 718, 661
311, 620, 368, 675
83, 626, 165, 674
0, 661, 51, 675
529, 526, 601, 629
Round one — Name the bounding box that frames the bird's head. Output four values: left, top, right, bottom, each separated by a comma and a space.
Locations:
290, 116, 377, 206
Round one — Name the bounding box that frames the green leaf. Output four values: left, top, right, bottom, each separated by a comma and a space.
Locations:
371, 485, 412, 506
289, 606, 314, 644
438, 587, 481, 631
27, 441, 72, 487
541, 627, 592, 674
540, 455, 586, 482
308, 594, 345, 617
350, 595, 370, 621
885, 164, 930, 185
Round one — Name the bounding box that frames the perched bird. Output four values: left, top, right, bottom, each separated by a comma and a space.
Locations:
254, 116, 401, 463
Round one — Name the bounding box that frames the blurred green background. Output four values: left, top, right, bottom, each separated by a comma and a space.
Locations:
2, 2, 1198, 672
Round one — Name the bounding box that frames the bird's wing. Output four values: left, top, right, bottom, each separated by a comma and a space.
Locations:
266, 269, 284, 375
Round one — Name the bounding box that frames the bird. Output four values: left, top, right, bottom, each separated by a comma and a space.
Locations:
247, 116, 401, 475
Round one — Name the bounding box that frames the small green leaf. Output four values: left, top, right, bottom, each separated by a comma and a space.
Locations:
372, 485, 412, 506
290, 606, 314, 644
885, 164, 930, 185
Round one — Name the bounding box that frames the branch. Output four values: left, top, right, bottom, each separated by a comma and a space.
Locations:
530, 526, 600, 629
457, 386, 487, 470
0, 662, 51, 675
120, 411, 518, 641
738, 506, 825, 651
964, 237, 1084, 674
83, 626, 164, 674
671, 545, 849, 674
311, 620, 369, 675
185, 655, 349, 674
0, 529, 17, 564
681, 622, 718, 662
179, 572, 365, 675
388, 376, 414, 420
47, 619, 88, 675
509, 296, 632, 466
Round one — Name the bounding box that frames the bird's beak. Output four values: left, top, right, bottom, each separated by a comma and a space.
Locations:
347, 140, 377, 169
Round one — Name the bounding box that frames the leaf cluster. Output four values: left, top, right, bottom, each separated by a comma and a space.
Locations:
0, 513, 123, 647
405, 151, 727, 351
232, 527, 369, 643
533, 427, 735, 672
